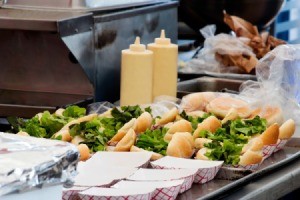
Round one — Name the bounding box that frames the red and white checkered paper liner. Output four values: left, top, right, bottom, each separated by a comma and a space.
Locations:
273, 139, 288, 153
262, 144, 277, 159
150, 165, 196, 193
62, 187, 89, 200
150, 184, 182, 200
150, 163, 221, 184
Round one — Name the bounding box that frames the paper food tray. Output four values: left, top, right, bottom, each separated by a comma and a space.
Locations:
126, 168, 197, 193
151, 156, 223, 184
112, 180, 184, 200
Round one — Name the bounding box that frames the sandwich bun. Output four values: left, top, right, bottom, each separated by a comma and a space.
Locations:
193, 116, 221, 139
130, 145, 163, 160
114, 128, 136, 152
77, 144, 91, 161
108, 118, 136, 145
195, 148, 210, 160
239, 150, 263, 165
166, 132, 194, 158
164, 119, 193, 142
221, 108, 239, 124
194, 138, 212, 149
134, 112, 152, 133
241, 137, 264, 154
180, 92, 216, 112
206, 96, 251, 119
156, 107, 178, 126
279, 119, 296, 139
186, 110, 207, 118
71, 135, 85, 146
259, 123, 279, 145
249, 106, 284, 126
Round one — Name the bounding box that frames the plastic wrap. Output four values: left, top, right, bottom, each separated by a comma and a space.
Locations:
0, 132, 79, 197
239, 44, 300, 124
181, 25, 255, 74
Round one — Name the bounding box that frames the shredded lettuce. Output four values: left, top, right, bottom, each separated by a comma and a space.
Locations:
63, 105, 86, 118
136, 128, 169, 155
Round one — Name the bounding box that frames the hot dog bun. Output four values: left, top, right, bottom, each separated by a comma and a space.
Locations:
134, 112, 152, 133
249, 106, 284, 126
259, 123, 279, 145
195, 148, 210, 160
241, 137, 264, 154
130, 145, 163, 161
166, 132, 194, 158
114, 128, 136, 152
239, 150, 263, 165
193, 116, 221, 139
156, 107, 178, 126
279, 119, 296, 139
164, 119, 193, 142
194, 138, 212, 149
77, 144, 91, 161
108, 118, 136, 145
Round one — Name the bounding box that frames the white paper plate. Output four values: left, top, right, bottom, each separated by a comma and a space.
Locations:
78, 187, 154, 200
112, 180, 184, 200
151, 156, 223, 183
87, 152, 152, 168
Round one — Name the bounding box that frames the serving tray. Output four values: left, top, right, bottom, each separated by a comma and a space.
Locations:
177, 137, 300, 200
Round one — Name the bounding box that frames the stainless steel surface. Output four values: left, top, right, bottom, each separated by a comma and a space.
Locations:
0, 1, 178, 116
94, 2, 178, 102
0, 29, 94, 117
177, 77, 244, 98
1, 0, 169, 12
177, 138, 300, 200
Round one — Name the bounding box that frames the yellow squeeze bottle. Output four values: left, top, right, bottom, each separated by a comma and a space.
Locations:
120, 37, 153, 106
148, 30, 178, 100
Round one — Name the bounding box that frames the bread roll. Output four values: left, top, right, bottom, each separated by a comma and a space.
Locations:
194, 138, 212, 149
156, 107, 178, 126
180, 92, 216, 112
134, 112, 152, 133
260, 123, 279, 145
108, 118, 136, 145
239, 150, 263, 165
193, 116, 221, 139
54, 108, 65, 117
186, 110, 207, 118
249, 106, 284, 126
71, 135, 85, 146
114, 128, 136, 152
221, 108, 239, 124
17, 131, 30, 137
195, 148, 210, 160
77, 144, 91, 161
241, 137, 264, 154
130, 145, 163, 160
164, 119, 193, 142
166, 132, 194, 158
279, 119, 296, 139
98, 109, 112, 118
206, 96, 251, 118
53, 114, 98, 142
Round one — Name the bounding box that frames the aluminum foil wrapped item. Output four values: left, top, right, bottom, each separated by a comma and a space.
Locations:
0, 132, 79, 197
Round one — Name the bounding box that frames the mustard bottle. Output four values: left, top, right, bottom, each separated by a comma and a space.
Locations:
120, 37, 153, 106
148, 30, 178, 100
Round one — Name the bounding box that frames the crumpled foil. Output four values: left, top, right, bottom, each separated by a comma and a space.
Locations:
0, 132, 79, 196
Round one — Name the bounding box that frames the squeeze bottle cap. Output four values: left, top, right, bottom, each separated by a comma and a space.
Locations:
154, 30, 171, 45
129, 37, 146, 52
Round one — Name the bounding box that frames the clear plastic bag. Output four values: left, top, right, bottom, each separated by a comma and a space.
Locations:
239, 44, 300, 124
182, 25, 255, 74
